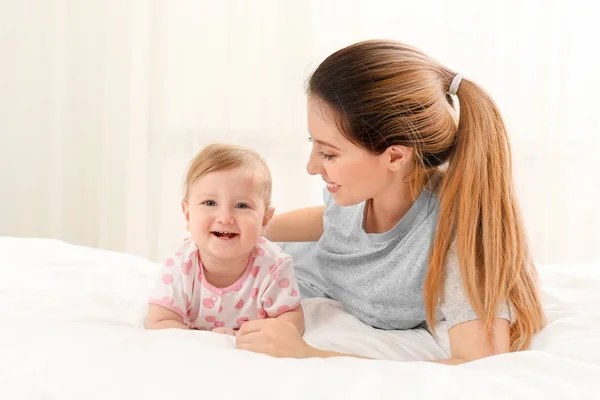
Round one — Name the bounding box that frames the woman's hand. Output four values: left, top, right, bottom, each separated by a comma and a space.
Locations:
235, 319, 312, 358
212, 327, 236, 336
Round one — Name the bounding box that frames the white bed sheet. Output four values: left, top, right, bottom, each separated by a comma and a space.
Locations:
0, 237, 599, 399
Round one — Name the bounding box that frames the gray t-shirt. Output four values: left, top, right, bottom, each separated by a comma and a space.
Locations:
283, 186, 510, 330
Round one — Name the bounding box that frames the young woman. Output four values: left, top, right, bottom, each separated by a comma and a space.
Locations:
234, 39, 546, 364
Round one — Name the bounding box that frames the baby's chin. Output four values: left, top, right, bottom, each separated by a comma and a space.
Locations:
196, 235, 259, 257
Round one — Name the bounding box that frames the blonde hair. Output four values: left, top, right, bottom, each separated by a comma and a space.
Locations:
308, 40, 545, 351
183, 143, 272, 208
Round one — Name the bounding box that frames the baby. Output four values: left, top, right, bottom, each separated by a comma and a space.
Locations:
145, 143, 304, 335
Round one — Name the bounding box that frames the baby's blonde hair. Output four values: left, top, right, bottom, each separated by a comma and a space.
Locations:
183, 143, 272, 209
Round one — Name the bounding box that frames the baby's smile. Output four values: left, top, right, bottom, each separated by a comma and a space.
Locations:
211, 231, 239, 240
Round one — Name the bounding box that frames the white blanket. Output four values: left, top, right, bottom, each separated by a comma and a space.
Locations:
0, 237, 599, 399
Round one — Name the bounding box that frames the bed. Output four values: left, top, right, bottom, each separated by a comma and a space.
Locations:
1, 237, 599, 399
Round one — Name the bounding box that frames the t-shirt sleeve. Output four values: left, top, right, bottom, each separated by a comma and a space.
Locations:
261, 256, 302, 317
440, 247, 512, 329
148, 254, 188, 319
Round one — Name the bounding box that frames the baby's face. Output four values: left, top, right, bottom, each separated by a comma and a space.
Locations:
183, 167, 270, 263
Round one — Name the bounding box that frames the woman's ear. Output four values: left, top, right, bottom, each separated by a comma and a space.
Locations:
384, 145, 413, 171
181, 199, 191, 232
262, 207, 275, 227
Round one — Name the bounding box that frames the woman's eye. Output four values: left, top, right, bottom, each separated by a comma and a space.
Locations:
306, 136, 313, 143
319, 151, 334, 161
235, 203, 249, 209
202, 200, 216, 206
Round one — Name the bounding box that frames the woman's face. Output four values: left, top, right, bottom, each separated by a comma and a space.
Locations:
305, 98, 396, 207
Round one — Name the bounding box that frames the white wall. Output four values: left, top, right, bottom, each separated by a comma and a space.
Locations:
0, 0, 598, 264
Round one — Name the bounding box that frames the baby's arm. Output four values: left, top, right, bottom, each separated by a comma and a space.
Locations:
262, 255, 304, 334
145, 304, 189, 330
145, 251, 191, 330
275, 304, 305, 335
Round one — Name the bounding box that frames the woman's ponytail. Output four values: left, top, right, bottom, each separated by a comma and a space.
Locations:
424, 77, 546, 351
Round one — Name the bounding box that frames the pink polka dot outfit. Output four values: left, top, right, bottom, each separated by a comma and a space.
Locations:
148, 237, 301, 330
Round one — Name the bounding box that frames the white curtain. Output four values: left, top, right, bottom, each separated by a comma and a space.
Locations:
1, 0, 598, 265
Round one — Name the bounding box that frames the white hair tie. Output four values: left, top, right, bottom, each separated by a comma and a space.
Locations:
448, 73, 462, 95
447, 73, 462, 126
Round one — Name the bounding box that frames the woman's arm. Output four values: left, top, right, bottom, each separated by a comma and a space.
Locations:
276, 305, 305, 335
264, 206, 325, 242
436, 317, 510, 364
307, 317, 510, 363
236, 317, 509, 363
430, 248, 511, 363
307, 318, 510, 363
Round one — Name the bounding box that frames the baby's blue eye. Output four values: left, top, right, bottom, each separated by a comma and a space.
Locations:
235, 203, 249, 209
203, 200, 216, 206
306, 136, 313, 143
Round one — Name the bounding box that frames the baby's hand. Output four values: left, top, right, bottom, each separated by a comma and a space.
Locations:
213, 327, 236, 336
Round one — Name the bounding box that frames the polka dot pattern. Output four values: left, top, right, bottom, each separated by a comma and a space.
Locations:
149, 238, 301, 331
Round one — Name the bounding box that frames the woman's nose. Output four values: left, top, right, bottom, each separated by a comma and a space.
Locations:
306, 154, 320, 176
